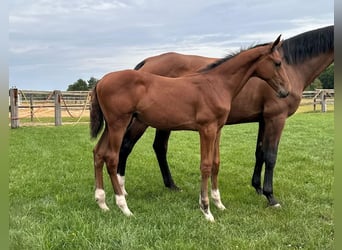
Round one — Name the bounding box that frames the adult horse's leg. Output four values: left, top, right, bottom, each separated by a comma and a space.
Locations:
198, 125, 218, 222
210, 130, 226, 210
94, 128, 110, 211
251, 120, 265, 195
261, 117, 286, 207
153, 129, 180, 190
117, 118, 149, 195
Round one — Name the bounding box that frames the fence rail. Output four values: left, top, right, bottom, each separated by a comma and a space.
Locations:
8, 88, 334, 128
9, 89, 91, 128
300, 89, 334, 112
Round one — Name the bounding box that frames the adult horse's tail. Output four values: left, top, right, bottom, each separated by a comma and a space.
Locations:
90, 85, 104, 139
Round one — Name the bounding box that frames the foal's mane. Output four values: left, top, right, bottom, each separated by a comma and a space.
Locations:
199, 43, 269, 72
282, 25, 333, 65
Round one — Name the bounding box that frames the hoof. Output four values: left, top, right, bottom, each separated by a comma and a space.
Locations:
168, 184, 182, 192
200, 207, 215, 222
270, 203, 281, 208
211, 189, 226, 211
204, 213, 215, 222
215, 202, 226, 211
116, 195, 133, 217
98, 203, 110, 211
256, 188, 263, 195
95, 189, 110, 211
199, 202, 215, 222
121, 207, 134, 217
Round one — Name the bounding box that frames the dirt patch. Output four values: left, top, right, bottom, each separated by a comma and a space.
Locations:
10, 107, 90, 118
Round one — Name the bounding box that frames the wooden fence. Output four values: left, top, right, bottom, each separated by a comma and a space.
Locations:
300, 89, 334, 112
8, 88, 334, 128
9, 89, 91, 128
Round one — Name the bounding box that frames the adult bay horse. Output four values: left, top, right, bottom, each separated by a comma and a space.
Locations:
117, 25, 334, 207
90, 36, 290, 221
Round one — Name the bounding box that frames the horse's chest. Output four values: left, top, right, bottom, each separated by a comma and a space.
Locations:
196, 99, 230, 124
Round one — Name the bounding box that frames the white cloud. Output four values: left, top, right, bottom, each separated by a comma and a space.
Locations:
9, 0, 334, 90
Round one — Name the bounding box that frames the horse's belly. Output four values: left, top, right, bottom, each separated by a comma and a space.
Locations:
136, 108, 196, 131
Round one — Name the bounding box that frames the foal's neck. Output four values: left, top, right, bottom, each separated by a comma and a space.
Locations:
207, 46, 267, 97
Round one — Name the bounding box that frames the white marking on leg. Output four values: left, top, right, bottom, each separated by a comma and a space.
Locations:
211, 189, 226, 210
199, 195, 215, 222
117, 174, 128, 196
95, 188, 110, 211
115, 195, 133, 216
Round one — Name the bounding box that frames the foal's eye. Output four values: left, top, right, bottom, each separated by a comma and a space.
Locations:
275, 61, 281, 68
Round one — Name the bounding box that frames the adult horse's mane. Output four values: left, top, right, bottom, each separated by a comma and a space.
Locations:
199, 43, 269, 72
282, 25, 333, 65
134, 60, 146, 70
200, 25, 333, 72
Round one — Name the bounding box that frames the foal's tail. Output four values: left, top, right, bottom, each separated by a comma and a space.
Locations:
90, 85, 104, 139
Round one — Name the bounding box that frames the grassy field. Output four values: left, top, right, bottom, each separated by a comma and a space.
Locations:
9, 112, 334, 249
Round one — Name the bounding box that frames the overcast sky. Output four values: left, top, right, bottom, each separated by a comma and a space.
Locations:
9, 0, 334, 90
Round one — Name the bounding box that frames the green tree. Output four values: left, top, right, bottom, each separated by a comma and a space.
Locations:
318, 63, 334, 89
67, 79, 88, 91
87, 77, 99, 90
67, 77, 99, 91
305, 78, 322, 91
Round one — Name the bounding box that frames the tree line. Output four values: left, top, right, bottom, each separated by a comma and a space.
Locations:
66, 77, 99, 91
67, 64, 334, 91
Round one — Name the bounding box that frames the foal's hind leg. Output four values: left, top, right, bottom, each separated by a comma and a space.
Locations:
105, 118, 135, 216
94, 128, 110, 211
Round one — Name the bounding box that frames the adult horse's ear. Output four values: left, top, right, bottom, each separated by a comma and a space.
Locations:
271, 35, 282, 52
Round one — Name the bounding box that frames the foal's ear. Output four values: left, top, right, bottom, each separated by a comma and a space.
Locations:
271, 34, 282, 52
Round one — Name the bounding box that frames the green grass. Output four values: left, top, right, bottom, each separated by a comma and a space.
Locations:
9, 112, 334, 249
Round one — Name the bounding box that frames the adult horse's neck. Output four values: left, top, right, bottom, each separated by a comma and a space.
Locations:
202, 45, 269, 98
284, 50, 334, 93
281, 25, 334, 93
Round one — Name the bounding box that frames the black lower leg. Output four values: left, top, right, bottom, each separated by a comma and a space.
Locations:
153, 130, 180, 190
263, 149, 279, 206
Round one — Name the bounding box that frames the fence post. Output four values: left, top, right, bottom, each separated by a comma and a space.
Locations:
9, 88, 20, 128
54, 90, 62, 126
321, 90, 327, 112
30, 94, 34, 122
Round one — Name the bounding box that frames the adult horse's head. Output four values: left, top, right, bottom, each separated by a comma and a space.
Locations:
254, 35, 290, 98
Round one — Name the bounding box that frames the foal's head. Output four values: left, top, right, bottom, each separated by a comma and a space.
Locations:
254, 35, 290, 98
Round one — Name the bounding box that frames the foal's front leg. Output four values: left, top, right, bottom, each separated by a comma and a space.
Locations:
211, 130, 226, 210
199, 126, 218, 222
